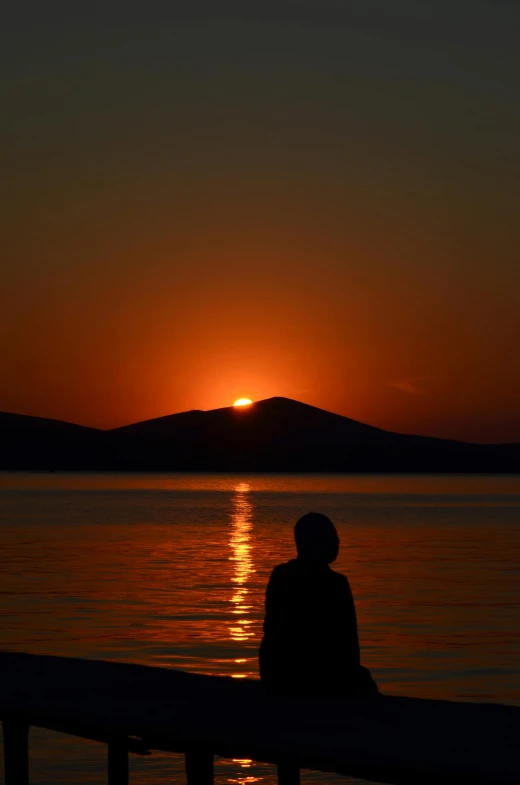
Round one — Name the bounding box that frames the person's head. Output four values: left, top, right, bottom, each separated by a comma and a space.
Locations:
294, 512, 339, 564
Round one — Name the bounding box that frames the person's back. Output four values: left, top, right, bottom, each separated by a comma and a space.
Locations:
259, 512, 377, 697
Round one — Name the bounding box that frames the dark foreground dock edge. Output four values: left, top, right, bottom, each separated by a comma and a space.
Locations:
1, 652, 519, 785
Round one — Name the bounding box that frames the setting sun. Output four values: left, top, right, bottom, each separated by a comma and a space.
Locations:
233, 398, 253, 407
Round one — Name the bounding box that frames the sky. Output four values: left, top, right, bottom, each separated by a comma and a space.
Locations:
1, 1, 519, 442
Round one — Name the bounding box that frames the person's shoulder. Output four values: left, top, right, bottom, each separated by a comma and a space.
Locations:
268, 560, 297, 582
270, 559, 296, 576
329, 567, 351, 589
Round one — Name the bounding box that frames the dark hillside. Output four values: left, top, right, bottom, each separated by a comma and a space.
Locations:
0, 412, 106, 470
108, 397, 519, 473
1, 399, 519, 472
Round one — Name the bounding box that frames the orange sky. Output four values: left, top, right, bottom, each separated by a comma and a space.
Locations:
1, 3, 519, 442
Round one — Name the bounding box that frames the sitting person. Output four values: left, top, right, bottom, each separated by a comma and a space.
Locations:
259, 512, 378, 697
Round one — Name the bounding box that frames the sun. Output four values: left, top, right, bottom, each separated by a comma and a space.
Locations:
233, 398, 253, 407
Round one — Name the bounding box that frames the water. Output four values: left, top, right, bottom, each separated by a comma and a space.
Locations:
1, 472, 520, 784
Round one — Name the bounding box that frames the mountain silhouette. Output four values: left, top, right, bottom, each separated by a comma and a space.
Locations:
1, 398, 519, 472
108, 397, 514, 472
112, 397, 403, 443
0, 397, 520, 472
0, 411, 104, 470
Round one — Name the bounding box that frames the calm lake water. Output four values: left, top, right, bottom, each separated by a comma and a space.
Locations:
1, 472, 520, 785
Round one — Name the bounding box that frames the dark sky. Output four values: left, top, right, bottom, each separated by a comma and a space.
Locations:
2, 1, 519, 441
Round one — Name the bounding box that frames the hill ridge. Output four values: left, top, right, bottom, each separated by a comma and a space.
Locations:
1, 397, 518, 471
0, 410, 102, 433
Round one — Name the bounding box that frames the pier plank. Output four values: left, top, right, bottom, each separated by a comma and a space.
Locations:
108, 739, 129, 785
276, 764, 300, 785
1, 652, 519, 785
2, 720, 29, 785
185, 750, 214, 785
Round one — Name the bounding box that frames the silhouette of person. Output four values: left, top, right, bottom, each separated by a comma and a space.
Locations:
259, 512, 378, 697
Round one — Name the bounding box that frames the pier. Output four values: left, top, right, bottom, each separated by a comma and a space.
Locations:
1, 651, 519, 785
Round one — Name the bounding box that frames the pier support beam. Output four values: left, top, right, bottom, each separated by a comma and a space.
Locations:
277, 764, 300, 785
185, 749, 214, 785
108, 739, 129, 785
2, 720, 29, 785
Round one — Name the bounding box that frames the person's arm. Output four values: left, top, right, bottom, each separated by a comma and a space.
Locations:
259, 565, 285, 687
262, 564, 285, 636
341, 575, 361, 669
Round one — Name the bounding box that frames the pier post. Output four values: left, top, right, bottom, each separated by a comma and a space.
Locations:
2, 720, 29, 785
277, 764, 300, 785
108, 738, 129, 785
185, 749, 214, 785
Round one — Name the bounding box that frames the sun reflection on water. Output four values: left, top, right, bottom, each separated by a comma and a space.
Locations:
226, 484, 263, 782
228, 483, 255, 646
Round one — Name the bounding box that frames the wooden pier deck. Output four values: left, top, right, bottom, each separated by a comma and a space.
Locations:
1, 651, 519, 785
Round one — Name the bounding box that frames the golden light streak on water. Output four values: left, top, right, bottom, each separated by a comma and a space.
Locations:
229, 483, 255, 650
227, 485, 263, 781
